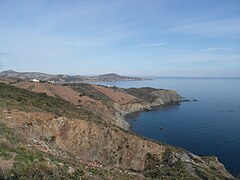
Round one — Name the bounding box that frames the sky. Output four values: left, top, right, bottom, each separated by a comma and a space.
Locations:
0, 0, 240, 77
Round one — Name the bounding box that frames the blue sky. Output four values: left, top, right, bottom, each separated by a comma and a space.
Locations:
0, 0, 240, 77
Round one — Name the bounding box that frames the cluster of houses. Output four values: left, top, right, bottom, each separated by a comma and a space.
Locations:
30, 79, 55, 84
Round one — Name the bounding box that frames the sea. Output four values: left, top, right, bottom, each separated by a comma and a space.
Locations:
97, 78, 240, 176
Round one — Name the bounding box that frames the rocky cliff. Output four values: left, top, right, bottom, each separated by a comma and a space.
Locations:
0, 109, 234, 179
115, 88, 182, 115
0, 82, 235, 179
70, 84, 182, 130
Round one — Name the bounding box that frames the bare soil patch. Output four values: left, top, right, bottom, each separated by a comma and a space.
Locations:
14, 82, 95, 105
91, 84, 136, 105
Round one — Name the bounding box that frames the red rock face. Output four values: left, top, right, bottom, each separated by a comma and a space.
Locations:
0, 109, 234, 179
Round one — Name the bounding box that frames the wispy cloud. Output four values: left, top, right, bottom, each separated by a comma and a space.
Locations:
0, 0, 239, 76
140, 42, 168, 47
203, 47, 234, 52
169, 18, 240, 37
0, 51, 9, 56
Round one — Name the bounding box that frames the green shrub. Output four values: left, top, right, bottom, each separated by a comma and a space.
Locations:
0, 83, 98, 122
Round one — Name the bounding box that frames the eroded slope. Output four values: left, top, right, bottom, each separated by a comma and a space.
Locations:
0, 109, 234, 179
0, 82, 234, 179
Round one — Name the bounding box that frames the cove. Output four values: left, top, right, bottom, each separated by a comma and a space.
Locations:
98, 78, 240, 176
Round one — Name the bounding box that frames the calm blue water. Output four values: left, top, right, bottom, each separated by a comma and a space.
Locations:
97, 78, 240, 176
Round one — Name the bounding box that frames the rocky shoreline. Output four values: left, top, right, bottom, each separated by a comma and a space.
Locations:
111, 88, 183, 130
0, 82, 235, 179
124, 101, 181, 128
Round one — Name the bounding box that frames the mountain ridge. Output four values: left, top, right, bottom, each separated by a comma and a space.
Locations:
0, 70, 149, 83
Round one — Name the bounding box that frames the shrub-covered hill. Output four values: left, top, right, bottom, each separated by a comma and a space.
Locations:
0, 83, 102, 122
0, 83, 234, 179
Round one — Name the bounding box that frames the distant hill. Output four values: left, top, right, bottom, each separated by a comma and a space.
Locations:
0, 76, 17, 84
0, 70, 149, 83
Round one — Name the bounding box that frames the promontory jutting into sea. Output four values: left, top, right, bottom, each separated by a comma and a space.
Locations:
0, 0, 239, 179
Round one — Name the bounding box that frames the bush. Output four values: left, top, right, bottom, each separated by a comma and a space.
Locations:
0, 83, 97, 121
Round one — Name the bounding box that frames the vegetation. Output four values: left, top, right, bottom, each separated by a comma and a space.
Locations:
0, 122, 140, 179
0, 83, 102, 122
0, 83, 234, 179
144, 162, 197, 179
68, 83, 112, 101
125, 87, 160, 103
68, 83, 117, 110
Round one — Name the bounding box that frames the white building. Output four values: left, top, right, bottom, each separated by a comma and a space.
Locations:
31, 79, 40, 83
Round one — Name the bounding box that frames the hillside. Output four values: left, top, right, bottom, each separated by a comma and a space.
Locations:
0, 70, 149, 83
12, 81, 182, 129
0, 77, 17, 84
0, 82, 234, 179
14, 81, 96, 105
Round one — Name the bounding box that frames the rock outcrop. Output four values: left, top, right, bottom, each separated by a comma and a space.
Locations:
11, 82, 182, 130
0, 82, 235, 179
0, 109, 234, 179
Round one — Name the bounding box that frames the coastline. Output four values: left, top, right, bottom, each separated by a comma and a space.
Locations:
124, 101, 182, 129
0, 82, 235, 179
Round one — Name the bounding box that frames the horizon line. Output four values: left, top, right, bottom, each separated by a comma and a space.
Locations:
1, 69, 240, 79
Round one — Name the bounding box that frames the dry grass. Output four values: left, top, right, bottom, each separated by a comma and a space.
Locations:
91, 84, 137, 105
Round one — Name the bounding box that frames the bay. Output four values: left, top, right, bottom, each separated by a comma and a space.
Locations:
98, 78, 240, 176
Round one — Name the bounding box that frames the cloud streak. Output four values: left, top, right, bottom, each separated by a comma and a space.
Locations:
203, 47, 234, 52
0, 0, 239, 76
168, 18, 240, 37
140, 42, 168, 47
0, 51, 9, 56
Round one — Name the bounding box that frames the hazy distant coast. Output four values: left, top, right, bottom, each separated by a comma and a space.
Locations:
0, 70, 151, 84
